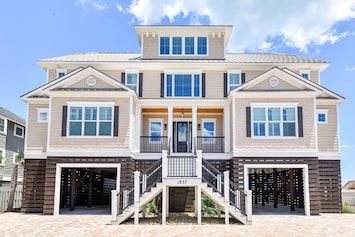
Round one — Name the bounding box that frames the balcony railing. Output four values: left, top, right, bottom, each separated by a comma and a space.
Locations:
196, 136, 224, 153
140, 136, 168, 153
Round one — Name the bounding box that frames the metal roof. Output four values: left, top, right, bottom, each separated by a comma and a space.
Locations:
0, 107, 26, 126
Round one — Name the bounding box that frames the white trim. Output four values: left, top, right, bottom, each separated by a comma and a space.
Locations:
14, 124, 24, 138
244, 163, 310, 216
24, 151, 47, 159
316, 109, 328, 124
233, 149, 318, 157
0, 148, 5, 166
54, 163, 121, 216
318, 152, 341, 160
46, 149, 132, 157
37, 108, 49, 123
12, 152, 18, 164
0, 116, 7, 135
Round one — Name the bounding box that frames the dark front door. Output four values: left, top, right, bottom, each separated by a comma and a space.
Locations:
177, 122, 188, 152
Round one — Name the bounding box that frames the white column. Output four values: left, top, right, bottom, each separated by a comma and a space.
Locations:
197, 185, 201, 225
134, 171, 141, 225
246, 190, 253, 222
223, 171, 230, 203
166, 186, 169, 217
111, 190, 118, 222
162, 150, 168, 178
136, 105, 142, 153
168, 106, 173, 153
192, 105, 197, 153
162, 185, 167, 225
196, 150, 202, 179
232, 97, 236, 151
224, 104, 230, 152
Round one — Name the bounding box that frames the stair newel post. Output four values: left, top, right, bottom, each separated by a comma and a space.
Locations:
123, 190, 128, 209
223, 171, 230, 225
217, 174, 222, 193
162, 150, 168, 178
111, 190, 118, 222
134, 171, 141, 225
142, 174, 147, 194
236, 189, 240, 209
246, 190, 253, 222
196, 150, 202, 178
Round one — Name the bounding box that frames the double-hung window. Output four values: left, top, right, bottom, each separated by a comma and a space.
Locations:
228, 71, 241, 92
125, 72, 138, 92
185, 37, 195, 55
149, 119, 163, 142
14, 125, 24, 138
68, 105, 113, 137
172, 37, 182, 55
197, 37, 207, 55
160, 36, 207, 56
202, 119, 216, 143
165, 73, 201, 97
160, 37, 170, 55
0, 117, 5, 134
252, 105, 296, 137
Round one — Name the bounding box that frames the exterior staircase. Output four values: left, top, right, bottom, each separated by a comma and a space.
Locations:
111, 150, 252, 225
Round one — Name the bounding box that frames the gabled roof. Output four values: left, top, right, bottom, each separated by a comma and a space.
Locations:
22, 66, 132, 101
0, 107, 25, 126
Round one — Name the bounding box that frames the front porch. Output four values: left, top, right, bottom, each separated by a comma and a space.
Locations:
111, 151, 252, 225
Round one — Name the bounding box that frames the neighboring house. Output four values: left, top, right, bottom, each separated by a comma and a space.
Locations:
21, 25, 344, 224
0, 107, 25, 185
342, 181, 355, 206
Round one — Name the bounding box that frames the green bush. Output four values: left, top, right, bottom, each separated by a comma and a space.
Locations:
201, 193, 218, 216
342, 202, 355, 213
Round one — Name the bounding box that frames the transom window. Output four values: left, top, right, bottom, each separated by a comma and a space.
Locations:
68, 105, 113, 137
228, 71, 241, 92
149, 119, 163, 142
125, 72, 138, 92
252, 106, 297, 137
159, 36, 207, 56
166, 73, 200, 97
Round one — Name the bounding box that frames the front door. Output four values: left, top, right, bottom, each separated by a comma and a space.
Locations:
174, 122, 192, 152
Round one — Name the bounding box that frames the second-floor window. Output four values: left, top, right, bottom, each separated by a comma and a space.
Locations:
37, 108, 49, 122
68, 106, 113, 137
165, 73, 200, 97
228, 71, 241, 92
126, 73, 138, 92
159, 36, 207, 56
0, 117, 5, 134
252, 106, 297, 137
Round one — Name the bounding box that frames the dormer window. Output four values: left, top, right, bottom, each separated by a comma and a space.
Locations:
159, 36, 208, 56
300, 70, 310, 79
56, 69, 67, 78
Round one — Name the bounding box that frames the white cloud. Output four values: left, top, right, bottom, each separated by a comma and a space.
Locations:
345, 66, 355, 71
126, 0, 355, 52
75, 0, 109, 11
342, 144, 355, 149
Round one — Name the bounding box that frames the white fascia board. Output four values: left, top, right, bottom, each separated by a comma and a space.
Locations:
233, 149, 319, 157
24, 151, 48, 159
139, 98, 227, 107
46, 90, 135, 98
46, 149, 132, 157
317, 98, 344, 105
233, 91, 320, 98
318, 152, 341, 160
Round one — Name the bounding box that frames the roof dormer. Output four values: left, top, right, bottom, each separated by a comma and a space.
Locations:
135, 25, 232, 60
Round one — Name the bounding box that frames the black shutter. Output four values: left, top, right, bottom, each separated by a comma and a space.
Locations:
223, 73, 228, 97
114, 106, 119, 137
298, 107, 303, 137
160, 73, 165, 98
246, 106, 251, 137
139, 73, 143, 97
121, 72, 125, 84
202, 73, 206, 97
61, 106, 67, 136
241, 72, 246, 84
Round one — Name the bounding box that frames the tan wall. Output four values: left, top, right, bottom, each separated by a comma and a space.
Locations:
249, 77, 300, 90
317, 105, 339, 152
48, 96, 131, 149
205, 71, 224, 98
26, 104, 49, 152
68, 74, 117, 89
48, 69, 57, 82
235, 97, 316, 150
310, 71, 319, 84
141, 71, 161, 98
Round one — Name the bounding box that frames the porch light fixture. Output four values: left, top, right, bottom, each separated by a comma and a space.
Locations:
197, 124, 201, 130
164, 123, 167, 130
181, 112, 184, 118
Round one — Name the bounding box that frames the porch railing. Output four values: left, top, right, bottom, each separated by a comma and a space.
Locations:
140, 136, 168, 153
196, 136, 224, 153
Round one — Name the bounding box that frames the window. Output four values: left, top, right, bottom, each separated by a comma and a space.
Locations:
68, 105, 113, 137
165, 73, 201, 97
300, 70, 310, 79
317, 110, 328, 124
252, 106, 296, 137
149, 119, 163, 142
185, 37, 194, 55
12, 153, 18, 164
14, 124, 24, 138
202, 119, 216, 143
56, 69, 67, 78
0, 149, 5, 166
37, 108, 49, 122
160, 37, 170, 55
197, 37, 207, 55
172, 37, 182, 55
0, 117, 5, 134
228, 71, 241, 92
125, 72, 138, 92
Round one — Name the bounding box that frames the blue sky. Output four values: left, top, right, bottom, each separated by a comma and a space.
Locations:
1, 0, 354, 184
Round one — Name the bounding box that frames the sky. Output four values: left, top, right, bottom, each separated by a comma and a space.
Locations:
0, 0, 355, 184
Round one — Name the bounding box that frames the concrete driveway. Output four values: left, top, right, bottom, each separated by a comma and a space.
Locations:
1, 212, 355, 237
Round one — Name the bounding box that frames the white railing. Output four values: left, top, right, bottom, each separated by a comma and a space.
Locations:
0, 185, 23, 209
162, 150, 202, 179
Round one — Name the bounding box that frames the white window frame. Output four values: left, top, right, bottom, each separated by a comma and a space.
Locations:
67, 102, 114, 138
251, 103, 298, 138
202, 119, 216, 144
228, 70, 242, 93
0, 116, 7, 135
125, 70, 139, 93
14, 124, 24, 138
56, 69, 67, 78
165, 71, 202, 98
159, 36, 208, 56
149, 118, 163, 143
0, 148, 5, 166
37, 108, 49, 123
12, 152, 18, 164
300, 70, 310, 79
317, 109, 328, 124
